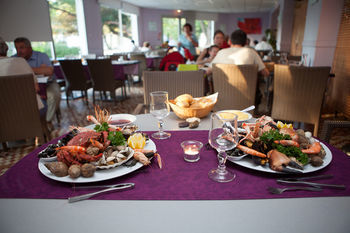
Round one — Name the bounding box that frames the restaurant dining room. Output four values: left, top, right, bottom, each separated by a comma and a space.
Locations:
1, 0, 350, 232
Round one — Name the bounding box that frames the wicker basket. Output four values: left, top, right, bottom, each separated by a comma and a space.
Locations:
169, 93, 218, 119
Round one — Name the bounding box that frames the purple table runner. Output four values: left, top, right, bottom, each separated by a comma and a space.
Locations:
0, 130, 349, 200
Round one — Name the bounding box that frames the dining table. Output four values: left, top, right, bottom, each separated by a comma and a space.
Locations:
1, 112, 350, 233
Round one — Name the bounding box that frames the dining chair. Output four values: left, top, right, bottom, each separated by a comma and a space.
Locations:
212, 64, 259, 111
271, 64, 331, 136
0, 73, 48, 149
59, 59, 92, 105
133, 70, 205, 114
86, 59, 125, 104
130, 54, 148, 80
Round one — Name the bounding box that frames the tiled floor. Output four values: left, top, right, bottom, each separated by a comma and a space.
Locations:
1, 81, 349, 176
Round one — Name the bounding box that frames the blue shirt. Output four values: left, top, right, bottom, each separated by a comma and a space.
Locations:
13, 51, 52, 68
179, 34, 198, 57
13, 51, 55, 80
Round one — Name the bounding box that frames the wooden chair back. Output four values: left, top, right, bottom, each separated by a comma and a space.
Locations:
212, 64, 259, 111
0, 74, 44, 143
271, 64, 330, 136
143, 71, 205, 105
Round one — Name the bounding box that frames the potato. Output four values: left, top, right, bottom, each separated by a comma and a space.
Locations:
68, 164, 81, 178
45, 162, 68, 177
81, 163, 96, 177
310, 156, 323, 167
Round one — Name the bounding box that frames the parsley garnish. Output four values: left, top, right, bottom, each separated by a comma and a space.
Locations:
108, 131, 126, 146
94, 122, 109, 132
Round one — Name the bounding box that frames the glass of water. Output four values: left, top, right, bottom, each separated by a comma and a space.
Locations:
208, 112, 238, 182
150, 91, 171, 139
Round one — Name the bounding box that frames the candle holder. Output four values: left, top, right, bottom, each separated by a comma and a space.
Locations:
181, 140, 203, 162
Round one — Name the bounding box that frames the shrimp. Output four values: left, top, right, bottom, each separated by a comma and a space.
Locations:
301, 142, 321, 154
90, 139, 104, 150
237, 145, 267, 158
86, 115, 100, 125
154, 153, 163, 169
274, 140, 300, 147
56, 146, 86, 154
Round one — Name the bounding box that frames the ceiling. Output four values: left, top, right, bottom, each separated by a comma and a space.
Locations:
122, 0, 279, 13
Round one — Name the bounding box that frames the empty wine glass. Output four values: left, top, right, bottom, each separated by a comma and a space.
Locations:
150, 91, 171, 139
208, 112, 238, 183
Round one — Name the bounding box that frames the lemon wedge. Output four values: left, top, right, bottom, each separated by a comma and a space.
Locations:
127, 133, 146, 149
277, 121, 284, 129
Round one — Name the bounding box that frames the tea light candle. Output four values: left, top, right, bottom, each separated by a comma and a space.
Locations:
181, 140, 203, 162
184, 145, 200, 155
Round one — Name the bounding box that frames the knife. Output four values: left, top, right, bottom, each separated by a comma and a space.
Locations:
68, 183, 135, 203
277, 179, 346, 189
279, 174, 333, 182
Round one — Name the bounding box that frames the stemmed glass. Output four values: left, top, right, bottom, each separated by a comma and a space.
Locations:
208, 112, 238, 182
150, 91, 171, 139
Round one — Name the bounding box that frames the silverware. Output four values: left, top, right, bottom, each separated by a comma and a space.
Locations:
268, 186, 322, 194
279, 174, 333, 182
68, 183, 135, 203
73, 182, 134, 189
277, 179, 346, 189
241, 105, 255, 112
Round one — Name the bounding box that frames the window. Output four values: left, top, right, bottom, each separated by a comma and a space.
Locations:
48, 0, 81, 59
195, 20, 214, 49
100, 5, 139, 54
162, 17, 186, 47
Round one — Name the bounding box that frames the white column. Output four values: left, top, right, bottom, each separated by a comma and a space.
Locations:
75, 0, 88, 56
302, 0, 343, 66
76, 0, 104, 56
276, 0, 295, 52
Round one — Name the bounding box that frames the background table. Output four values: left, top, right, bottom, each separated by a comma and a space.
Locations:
1, 113, 350, 233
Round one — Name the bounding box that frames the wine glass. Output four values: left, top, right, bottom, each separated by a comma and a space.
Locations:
150, 91, 171, 139
208, 112, 238, 183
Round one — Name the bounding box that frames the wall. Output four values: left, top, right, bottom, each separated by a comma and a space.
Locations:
276, 0, 295, 52
139, 7, 271, 47
302, 0, 343, 66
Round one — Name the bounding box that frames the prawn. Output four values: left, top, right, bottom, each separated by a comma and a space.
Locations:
274, 140, 300, 147
301, 142, 321, 154
237, 145, 267, 158
56, 146, 86, 154
133, 151, 151, 165
90, 139, 104, 150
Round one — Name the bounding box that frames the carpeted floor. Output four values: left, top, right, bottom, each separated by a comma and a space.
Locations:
1, 81, 349, 176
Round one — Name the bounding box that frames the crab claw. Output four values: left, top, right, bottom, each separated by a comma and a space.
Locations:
268, 150, 303, 173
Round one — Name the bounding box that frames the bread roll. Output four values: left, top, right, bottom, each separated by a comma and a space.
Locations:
176, 100, 190, 108
189, 98, 212, 108
175, 94, 193, 105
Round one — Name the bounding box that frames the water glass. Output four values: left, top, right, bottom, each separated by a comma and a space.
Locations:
150, 91, 171, 139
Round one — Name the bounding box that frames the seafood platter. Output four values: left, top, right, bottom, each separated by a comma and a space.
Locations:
223, 115, 332, 174
38, 107, 161, 183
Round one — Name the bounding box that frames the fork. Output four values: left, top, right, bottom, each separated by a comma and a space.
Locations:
268, 186, 322, 194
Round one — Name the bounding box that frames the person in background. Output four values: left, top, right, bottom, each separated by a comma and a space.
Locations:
196, 30, 228, 64
13, 37, 60, 128
178, 23, 198, 59
0, 38, 46, 118
255, 37, 273, 51
208, 29, 269, 77
196, 45, 220, 66
130, 39, 140, 52
253, 40, 259, 47
245, 37, 255, 49
140, 41, 151, 52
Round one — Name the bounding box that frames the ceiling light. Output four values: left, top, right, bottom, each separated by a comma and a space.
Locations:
177, 10, 182, 13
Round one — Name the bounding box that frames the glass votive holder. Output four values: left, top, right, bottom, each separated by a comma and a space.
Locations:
181, 140, 203, 162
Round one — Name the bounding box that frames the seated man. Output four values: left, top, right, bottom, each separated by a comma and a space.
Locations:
13, 37, 60, 127
207, 29, 269, 77
0, 38, 46, 117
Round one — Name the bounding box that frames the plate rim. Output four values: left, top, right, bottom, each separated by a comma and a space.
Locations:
227, 141, 332, 174
38, 139, 156, 183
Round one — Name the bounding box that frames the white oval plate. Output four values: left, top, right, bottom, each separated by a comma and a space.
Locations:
228, 142, 332, 174
38, 140, 156, 183
217, 110, 252, 122
108, 114, 136, 127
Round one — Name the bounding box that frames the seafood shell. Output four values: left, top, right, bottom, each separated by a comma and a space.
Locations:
97, 147, 134, 169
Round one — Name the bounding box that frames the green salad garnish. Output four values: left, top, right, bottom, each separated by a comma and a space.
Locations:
260, 129, 309, 165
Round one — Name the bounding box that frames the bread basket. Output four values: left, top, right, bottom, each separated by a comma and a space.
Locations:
169, 93, 218, 119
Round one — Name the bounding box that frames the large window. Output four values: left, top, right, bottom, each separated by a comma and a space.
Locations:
195, 20, 214, 49
100, 5, 138, 54
162, 17, 186, 47
48, 0, 80, 59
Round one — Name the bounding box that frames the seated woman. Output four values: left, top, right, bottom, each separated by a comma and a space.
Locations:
196, 30, 228, 64
196, 45, 219, 67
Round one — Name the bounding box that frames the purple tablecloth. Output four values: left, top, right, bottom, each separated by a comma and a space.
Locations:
0, 130, 349, 200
